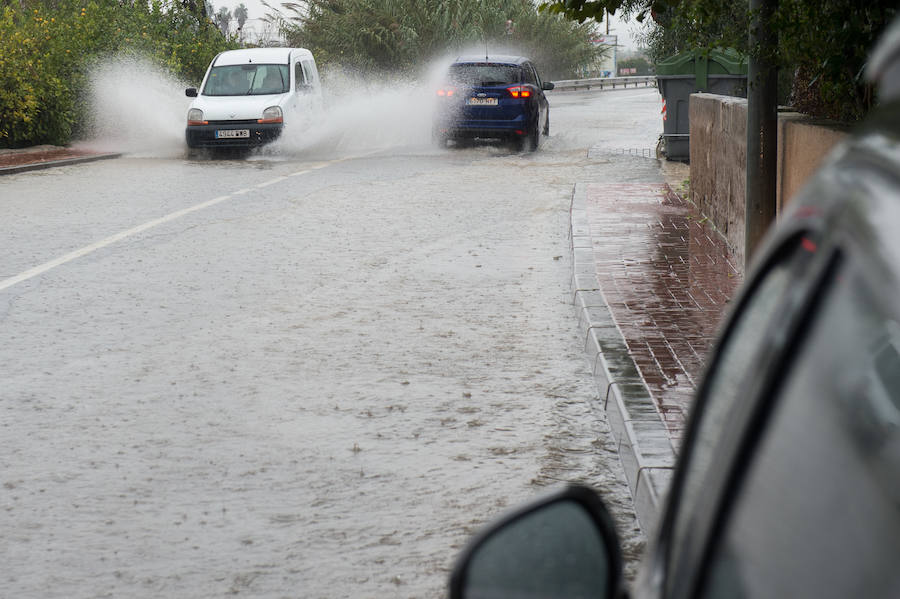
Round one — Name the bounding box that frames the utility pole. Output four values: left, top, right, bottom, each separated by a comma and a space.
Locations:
745, 0, 778, 268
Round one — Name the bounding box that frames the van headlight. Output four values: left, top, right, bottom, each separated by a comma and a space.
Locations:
259, 106, 283, 124
187, 108, 205, 125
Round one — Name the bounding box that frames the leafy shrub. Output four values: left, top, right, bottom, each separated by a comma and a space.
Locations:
0, 0, 235, 148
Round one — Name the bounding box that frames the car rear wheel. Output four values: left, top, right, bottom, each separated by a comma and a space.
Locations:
432, 128, 449, 148
526, 118, 541, 152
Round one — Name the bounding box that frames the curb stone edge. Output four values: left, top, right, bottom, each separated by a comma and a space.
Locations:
569, 181, 677, 536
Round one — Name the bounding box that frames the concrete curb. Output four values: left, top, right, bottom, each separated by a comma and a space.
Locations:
0, 152, 121, 175
570, 182, 676, 535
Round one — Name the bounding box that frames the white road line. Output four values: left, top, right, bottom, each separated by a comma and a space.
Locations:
0, 195, 231, 292
256, 176, 288, 188
0, 153, 378, 292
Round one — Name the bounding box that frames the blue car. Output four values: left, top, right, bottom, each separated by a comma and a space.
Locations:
433, 55, 554, 151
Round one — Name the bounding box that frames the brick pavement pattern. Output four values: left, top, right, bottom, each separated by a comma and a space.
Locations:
584, 182, 743, 444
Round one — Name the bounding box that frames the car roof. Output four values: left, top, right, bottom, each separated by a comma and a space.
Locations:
213, 48, 312, 66
451, 55, 528, 66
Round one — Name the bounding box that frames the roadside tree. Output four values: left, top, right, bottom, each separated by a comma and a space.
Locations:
276, 0, 604, 80
539, 0, 898, 121
214, 5, 232, 35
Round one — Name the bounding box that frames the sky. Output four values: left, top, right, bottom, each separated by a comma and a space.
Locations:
210, 0, 647, 51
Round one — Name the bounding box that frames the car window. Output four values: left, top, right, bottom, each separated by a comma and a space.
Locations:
523, 64, 537, 85
301, 60, 316, 85
295, 62, 307, 89
249, 64, 289, 95
663, 236, 820, 597
203, 64, 289, 96
699, 257, 900, 598
448, 63, 521, 86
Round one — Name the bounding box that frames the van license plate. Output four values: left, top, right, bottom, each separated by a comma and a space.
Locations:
216, 129, 250, 139
466, 97, 497, 106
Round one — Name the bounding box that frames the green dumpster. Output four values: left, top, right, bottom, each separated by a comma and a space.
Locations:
656, 49, 748, 161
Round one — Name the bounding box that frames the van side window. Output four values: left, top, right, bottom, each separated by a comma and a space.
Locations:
302, 61, 315, 85
699, 260, 900, 598
295, 63, 307, 89
664, 237, 820, 596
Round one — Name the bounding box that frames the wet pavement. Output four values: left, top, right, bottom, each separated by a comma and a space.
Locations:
585, 181, 743, 444
571, 151, 743, 530
0, 86, 744, 592
1, 89, 658, 597
3, 88, 742, 530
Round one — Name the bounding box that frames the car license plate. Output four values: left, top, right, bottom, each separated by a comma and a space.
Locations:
466, 97, 498, 106
215, 129, 250, 139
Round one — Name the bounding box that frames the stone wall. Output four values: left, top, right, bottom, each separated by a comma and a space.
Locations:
689, 93, 748, 266
688, 93, 848, 268
776, 114, 849, 214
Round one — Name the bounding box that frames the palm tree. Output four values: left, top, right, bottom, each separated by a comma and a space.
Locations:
215, 6, 232, 35
234, 3, 249, 41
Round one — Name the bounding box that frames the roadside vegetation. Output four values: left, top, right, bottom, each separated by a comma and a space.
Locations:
541, 0, 898, 122
276, 0, 605, 80
0, 0, 234, 148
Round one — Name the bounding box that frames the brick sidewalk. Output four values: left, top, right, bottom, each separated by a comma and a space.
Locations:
584, 182, 743, 445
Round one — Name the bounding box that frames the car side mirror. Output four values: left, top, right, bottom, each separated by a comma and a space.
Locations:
448, 484, 624, 599
542, 81, 555, 91
296, 83, 313, 93
185, 87, 198, 98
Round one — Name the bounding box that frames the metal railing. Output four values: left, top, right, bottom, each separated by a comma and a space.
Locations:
550, 75, 657, 92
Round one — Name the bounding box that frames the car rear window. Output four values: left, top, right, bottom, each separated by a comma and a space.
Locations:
448, 63, 522, 86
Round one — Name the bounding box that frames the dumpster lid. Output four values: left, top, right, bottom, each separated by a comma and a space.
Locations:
656, 48, 748, 77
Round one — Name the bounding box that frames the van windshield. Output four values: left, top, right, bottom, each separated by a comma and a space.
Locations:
202, 64, 290, 96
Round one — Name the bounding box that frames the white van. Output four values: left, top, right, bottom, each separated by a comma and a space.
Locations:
185, 47, 322, 149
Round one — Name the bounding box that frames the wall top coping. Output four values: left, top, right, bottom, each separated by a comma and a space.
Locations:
691, 92, 748, 105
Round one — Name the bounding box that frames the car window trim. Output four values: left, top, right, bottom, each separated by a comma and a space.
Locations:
656, 230, 834, 598
690, 247, 843, 598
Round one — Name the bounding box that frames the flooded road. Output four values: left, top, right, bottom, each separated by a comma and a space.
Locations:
0, 88, 659, 597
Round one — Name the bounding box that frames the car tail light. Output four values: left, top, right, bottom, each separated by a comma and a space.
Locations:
507, 85, 532, 99
437, 88, 456, 97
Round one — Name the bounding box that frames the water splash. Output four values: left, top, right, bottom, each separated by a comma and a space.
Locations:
266, 69, 442, 159
75, 53, 617, 161
78, 54, 190, 158
76, 54, 450, 160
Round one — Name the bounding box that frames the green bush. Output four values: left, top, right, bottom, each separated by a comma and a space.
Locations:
0, 0, 235, 148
